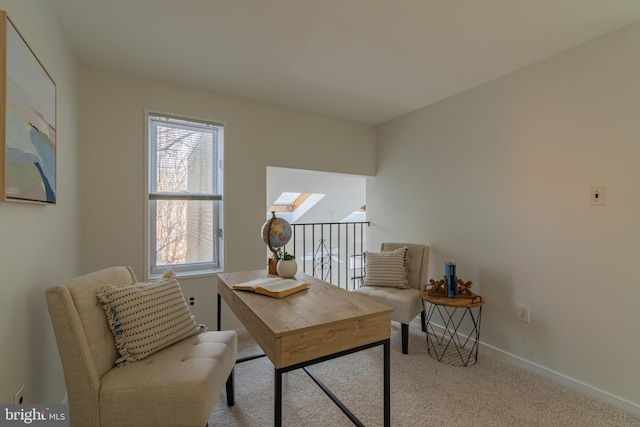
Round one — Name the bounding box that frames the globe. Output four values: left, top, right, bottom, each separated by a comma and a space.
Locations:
261, 212, 292, 250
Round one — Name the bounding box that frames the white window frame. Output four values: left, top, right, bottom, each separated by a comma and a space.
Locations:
144, 109, 224, 279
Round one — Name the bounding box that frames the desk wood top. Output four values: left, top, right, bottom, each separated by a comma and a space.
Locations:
218, 270, 392, 367
218, 270, 392, 337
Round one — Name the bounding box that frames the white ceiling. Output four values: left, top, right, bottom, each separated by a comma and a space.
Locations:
50, 0, 640, 125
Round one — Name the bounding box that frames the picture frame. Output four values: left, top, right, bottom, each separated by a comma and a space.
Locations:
0, 10, 57, 204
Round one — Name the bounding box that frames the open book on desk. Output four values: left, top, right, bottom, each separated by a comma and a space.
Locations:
232, 276, 310, 298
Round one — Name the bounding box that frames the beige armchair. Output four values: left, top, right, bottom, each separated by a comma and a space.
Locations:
46, 266, 237, 427
354, 243, 430, 354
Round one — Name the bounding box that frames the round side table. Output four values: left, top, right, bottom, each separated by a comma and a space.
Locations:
420, 292, 485, 367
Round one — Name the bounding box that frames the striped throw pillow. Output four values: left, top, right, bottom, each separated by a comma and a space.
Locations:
362, 247, 409, 289
97, 270, 205, 366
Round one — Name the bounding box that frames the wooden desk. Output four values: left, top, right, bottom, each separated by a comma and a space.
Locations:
218, 270, 393, 427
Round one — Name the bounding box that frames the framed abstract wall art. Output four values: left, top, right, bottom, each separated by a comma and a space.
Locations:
0, 10, 56, 204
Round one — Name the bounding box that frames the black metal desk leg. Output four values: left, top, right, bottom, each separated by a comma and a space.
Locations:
275, 367, 283, 427
384, 338, 390, 427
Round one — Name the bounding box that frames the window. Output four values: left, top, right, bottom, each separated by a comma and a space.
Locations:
147, 112, 223, 277
267, 192, 324, 223
268, 192, 310, 212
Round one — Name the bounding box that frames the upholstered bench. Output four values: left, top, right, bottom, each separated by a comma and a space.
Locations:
46, 266, 236, 427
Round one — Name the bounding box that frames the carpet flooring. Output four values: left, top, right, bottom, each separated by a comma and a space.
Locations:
210, 321, 640, 426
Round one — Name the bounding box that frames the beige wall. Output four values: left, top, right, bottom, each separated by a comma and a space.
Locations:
0, 1, 80, 404
2, 0, 638, 415
77, 68, 375, 331
370, 22, 640, 410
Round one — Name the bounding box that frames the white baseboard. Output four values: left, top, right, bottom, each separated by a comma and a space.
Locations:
479, 342, 640, 417
423, 321, 639, 417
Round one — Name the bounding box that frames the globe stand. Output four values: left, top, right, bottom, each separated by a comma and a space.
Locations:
268, 258, 278, 275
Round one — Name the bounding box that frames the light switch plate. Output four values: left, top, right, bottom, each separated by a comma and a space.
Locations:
590, 187, 605, 206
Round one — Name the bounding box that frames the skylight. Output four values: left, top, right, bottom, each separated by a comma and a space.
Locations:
267, 192, 324, 222
274, 192, 301, 206
340, 205, 367, 222
268, 192, 311, 213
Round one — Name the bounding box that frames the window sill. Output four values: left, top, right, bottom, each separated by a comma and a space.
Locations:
148, 268, 222, 281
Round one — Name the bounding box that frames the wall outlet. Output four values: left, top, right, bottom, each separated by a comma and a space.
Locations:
517, 303, 530, 324
14, 384, 25, 404
187, 295, 197, 309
